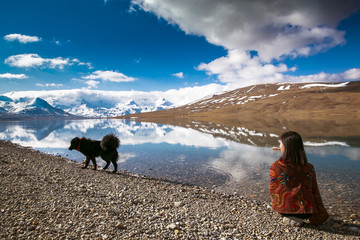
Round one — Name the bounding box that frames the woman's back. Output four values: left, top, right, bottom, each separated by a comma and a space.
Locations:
270, 131, 329, 225
270, 159, 317, 214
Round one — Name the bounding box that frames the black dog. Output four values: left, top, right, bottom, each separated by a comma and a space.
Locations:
69, 134, 120, 173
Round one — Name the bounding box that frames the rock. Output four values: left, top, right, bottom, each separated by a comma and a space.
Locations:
167, 223, 178, 230
174, 201, 184, 207
350, 214, 357, 219
282, 217, 303, 227
115, 222, 127, 230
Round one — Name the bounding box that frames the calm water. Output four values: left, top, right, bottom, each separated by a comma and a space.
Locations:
1, 118, 359, 219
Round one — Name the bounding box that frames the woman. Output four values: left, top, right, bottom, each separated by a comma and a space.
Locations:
270, 131, 329, 226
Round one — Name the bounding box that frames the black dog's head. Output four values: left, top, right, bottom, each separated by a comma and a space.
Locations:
68, 137, 81, 151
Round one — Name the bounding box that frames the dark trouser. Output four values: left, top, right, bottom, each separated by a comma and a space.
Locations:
281, 213, 312, 219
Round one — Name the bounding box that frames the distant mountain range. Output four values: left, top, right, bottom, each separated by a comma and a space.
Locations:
0, 90, 175, 119
2, 81, 360, 122
121, 81, 360, 119
119, 81, 360, 139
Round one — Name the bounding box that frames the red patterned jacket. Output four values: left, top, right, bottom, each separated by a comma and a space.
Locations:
270, 158, 327, 219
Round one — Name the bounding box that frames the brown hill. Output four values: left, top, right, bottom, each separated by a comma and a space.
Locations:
117, 81, 360, 142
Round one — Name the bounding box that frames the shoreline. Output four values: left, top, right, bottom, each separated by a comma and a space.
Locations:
0, 140, 359, 239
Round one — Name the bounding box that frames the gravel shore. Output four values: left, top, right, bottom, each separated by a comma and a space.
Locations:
0, 140, 359, 239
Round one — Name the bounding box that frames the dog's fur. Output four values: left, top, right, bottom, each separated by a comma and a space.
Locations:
68, 134, 120, 173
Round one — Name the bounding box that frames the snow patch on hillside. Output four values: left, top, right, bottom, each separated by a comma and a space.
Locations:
277, 85, 290, 90
304, 141, 349, 147
300, 82, 349, 89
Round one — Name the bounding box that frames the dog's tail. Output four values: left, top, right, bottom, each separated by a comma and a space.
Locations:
100, 133, 120, 151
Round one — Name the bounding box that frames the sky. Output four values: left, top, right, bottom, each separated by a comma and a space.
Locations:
1, 0, 360, 97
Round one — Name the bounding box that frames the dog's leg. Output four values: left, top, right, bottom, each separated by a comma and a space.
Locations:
111, 156, 118, 173
91, 157, 97, 170
83, 156, 90, 169
103, 161, 110, 170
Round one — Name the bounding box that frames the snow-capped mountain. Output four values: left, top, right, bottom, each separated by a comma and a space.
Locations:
1, 89, 176, 118
0, 96, 73, 119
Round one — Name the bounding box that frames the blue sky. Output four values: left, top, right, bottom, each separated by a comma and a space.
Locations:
1, 0, 360, 96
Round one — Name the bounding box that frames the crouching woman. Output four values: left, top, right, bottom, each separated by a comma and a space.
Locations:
270, 131, 329, 226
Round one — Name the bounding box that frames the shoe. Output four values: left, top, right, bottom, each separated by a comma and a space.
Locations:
282, 216, 303, 227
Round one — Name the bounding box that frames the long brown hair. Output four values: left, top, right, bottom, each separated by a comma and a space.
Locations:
280, 131, 308, 165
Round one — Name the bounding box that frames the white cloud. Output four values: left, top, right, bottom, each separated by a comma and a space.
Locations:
35, 83, 64, 88
199, 49, 360, 88
162, 83, 227, 106
52, 38, 62, 45
172, 72, 184, 79
78, 62, 93, 69
295, 68, 360, 82
71, 59, 93, 69
132, 0, 360, 87
343, 68, 360, 80
132, 0, 358, 61
4, 54, 92, 70
0, 73, 28, 79
4, 33, 41, 43
5, 54, 45, 68
85, 80, 100, 88
197, 49, 296, 88
47, 57, 71, 69
82, 70, 136, 83
5, 54, 68, 69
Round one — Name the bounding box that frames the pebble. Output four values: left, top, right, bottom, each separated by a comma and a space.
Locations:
167, 223, 177, 230
350, 214, 357, 219
0, 140, 359, 239
174, 201, 184, 207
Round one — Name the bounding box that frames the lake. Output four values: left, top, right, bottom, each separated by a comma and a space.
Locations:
1, 118, 359, 219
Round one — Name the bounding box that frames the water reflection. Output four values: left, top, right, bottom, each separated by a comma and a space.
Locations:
0, 118, 359, 219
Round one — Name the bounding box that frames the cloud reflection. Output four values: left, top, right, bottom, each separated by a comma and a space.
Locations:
306, 146, 360, 161
210, 142, 279, 182
0, 119, 230, 165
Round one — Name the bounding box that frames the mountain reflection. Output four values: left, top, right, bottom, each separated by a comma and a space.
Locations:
1, 118, 359, 161
0, 118, 358, 187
